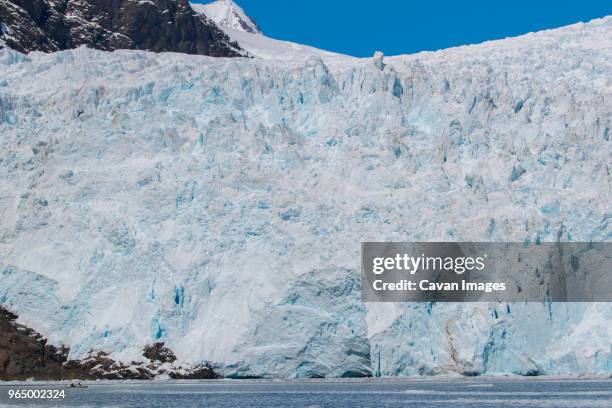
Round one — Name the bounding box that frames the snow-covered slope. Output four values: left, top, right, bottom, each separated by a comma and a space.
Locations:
218, 27, 355, 62
191, 0, 353, 62
0, 16, 611, 378
192, 0, 261, 34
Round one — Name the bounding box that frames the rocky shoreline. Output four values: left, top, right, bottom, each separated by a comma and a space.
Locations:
0, 306, 217, 381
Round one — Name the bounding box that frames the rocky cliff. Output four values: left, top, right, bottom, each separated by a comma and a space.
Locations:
0, 0, 244, 56
0, 306, 217, 380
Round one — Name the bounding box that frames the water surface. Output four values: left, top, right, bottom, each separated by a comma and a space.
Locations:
1, 378, 611, 407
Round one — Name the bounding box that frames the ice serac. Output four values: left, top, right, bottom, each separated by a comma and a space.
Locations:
192, 0, 261, 34
0, 16, 611, 378
0, 0, 244, 56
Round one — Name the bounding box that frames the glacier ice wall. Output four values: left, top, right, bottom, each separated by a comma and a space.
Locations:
0, 17, 610, 377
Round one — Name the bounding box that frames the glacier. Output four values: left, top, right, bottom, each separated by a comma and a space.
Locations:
0, 15, 611, 378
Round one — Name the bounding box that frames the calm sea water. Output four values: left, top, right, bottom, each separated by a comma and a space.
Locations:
1, 378, 611, 408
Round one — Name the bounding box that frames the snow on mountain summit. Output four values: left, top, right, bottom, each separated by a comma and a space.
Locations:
191, 0, 353, 61
192, 0, 261, 34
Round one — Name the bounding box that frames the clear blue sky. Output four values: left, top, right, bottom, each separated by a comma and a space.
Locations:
200, 0, 611, 57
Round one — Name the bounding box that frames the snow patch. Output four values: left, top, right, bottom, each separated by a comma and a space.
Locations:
192, 0, 261, 34
190, 1, 353, 61
220, 27, 355, 62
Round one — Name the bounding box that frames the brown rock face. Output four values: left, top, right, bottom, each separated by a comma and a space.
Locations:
143, 342, 177, 364
0, 0, 244, 56
0, 306, 91, 380
0, 306, 218, 380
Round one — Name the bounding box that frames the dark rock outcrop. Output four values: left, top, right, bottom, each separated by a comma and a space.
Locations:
168, 363, 217, 379
0, 306, 218, 380
0, 0, 244, 56
0, 306, 93, 380
143, 342, 177, 364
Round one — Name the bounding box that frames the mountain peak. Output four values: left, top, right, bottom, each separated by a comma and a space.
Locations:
192, 0, 262, 34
